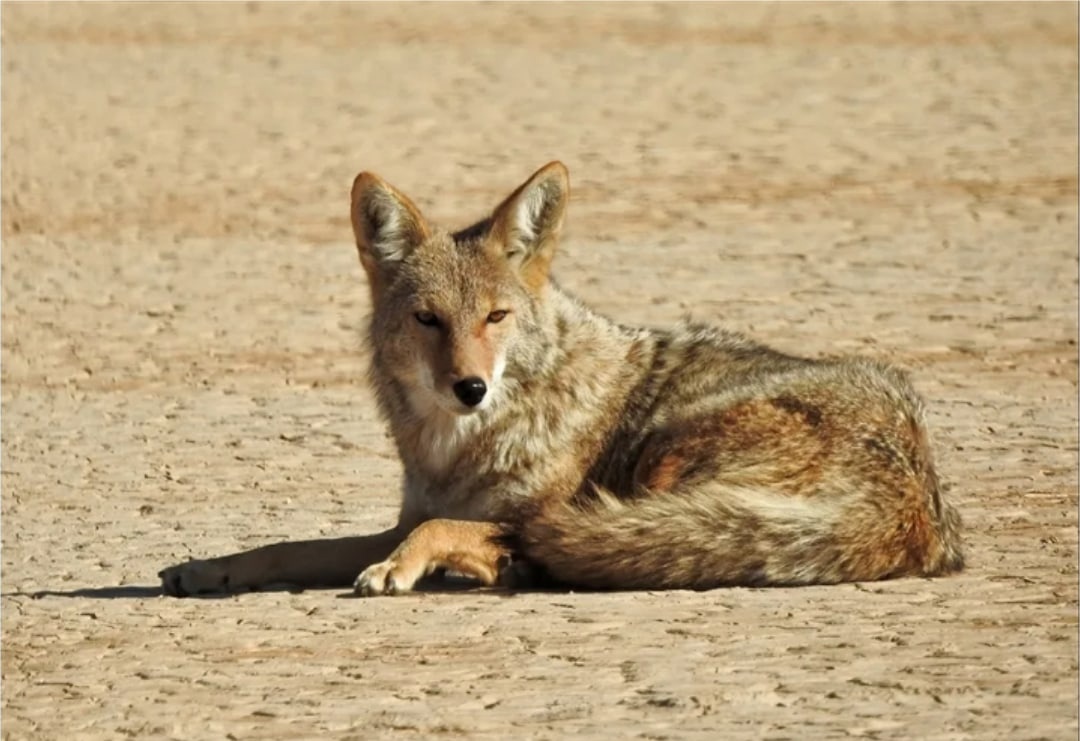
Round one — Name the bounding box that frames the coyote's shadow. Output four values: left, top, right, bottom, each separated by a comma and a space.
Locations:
6, 574, 570, 601
7, 585, 168, 599
5, 584, 322, 600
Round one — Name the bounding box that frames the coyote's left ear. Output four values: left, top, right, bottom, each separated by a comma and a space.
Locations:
351, 172, 430, 280
489, 161, 569, 292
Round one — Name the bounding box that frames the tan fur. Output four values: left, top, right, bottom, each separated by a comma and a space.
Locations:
354, 520, 510, 596
159, 162, 962, 597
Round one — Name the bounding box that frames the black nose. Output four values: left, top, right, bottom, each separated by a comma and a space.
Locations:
452, 377, 487, 407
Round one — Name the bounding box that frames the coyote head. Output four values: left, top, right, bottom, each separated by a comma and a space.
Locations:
350, 162, 569, 418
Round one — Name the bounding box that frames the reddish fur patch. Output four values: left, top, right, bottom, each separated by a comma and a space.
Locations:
644, 452, 685, 492
902, 507, 936, 572
444, 332, 496, 383
631, 396, 836, 496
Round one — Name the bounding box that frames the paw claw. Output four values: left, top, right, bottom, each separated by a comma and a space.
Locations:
354, 559, 412, 597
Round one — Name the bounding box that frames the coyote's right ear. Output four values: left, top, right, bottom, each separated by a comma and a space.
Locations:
350, 172, 430, 278
489, 161, 569, 292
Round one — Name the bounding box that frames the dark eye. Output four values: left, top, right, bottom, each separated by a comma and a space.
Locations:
487, 310, 509, 324
415, 311, 441, 327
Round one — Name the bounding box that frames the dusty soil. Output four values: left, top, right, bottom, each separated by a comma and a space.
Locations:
2, 3, 1077, 738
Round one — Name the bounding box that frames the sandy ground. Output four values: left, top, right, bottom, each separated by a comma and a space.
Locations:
2, 2, 1077, 739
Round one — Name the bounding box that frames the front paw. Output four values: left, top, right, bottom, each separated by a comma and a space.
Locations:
159, 559, 230, 597
354, 559, 415, 597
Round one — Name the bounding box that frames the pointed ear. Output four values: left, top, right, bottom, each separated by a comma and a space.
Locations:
489, 161, 569, 291
350, 172, 430, 278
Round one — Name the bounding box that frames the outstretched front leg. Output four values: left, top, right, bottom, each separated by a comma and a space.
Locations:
159, 528, 404, 596
355, 520, 511, 596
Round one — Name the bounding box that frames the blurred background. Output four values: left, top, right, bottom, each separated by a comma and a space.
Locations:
4, 2, 1075, 245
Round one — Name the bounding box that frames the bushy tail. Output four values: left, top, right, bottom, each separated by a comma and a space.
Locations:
517, 484, 963, 590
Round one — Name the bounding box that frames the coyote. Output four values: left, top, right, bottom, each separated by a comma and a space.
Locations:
160, 162, 963, 597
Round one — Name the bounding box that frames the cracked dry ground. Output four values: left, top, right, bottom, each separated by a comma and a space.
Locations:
2, 3, 1077, 739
